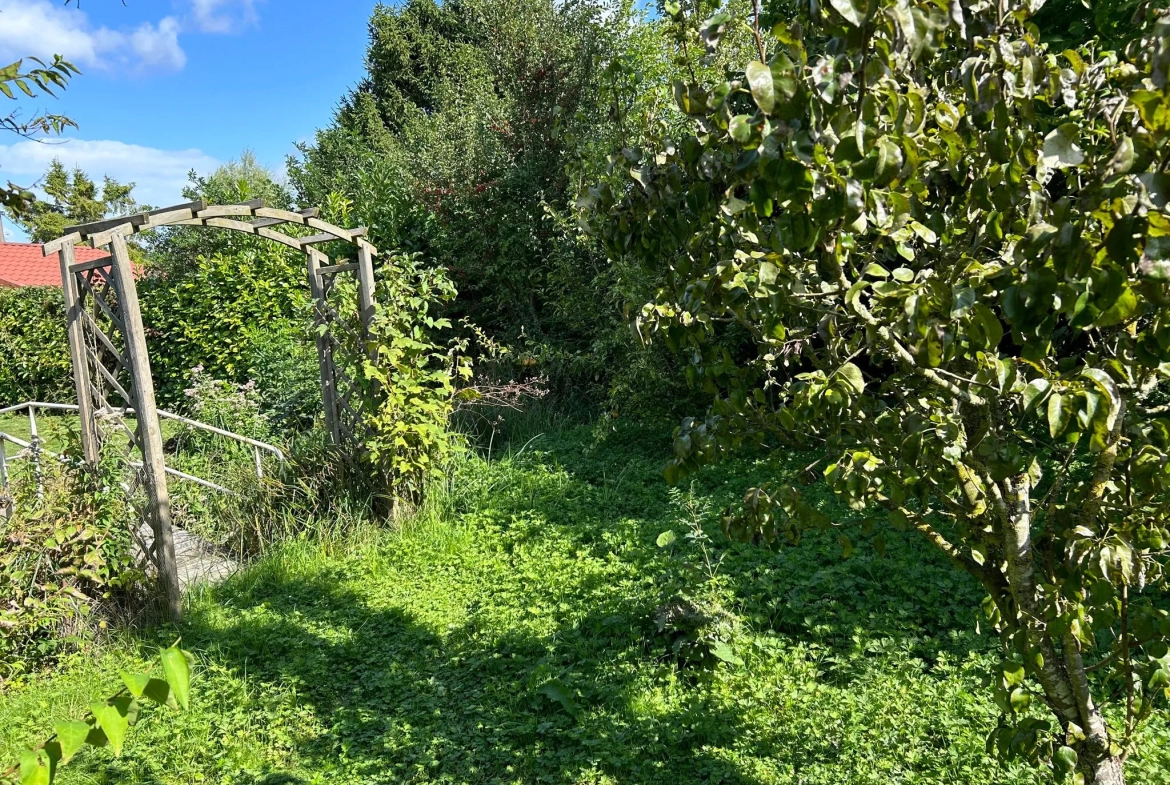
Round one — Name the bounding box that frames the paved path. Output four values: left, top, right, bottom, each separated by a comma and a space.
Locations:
137, 522, 237, 591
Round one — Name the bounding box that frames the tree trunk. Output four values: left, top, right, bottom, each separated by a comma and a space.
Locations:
995, 475, 1126, 785
1086, 749, 1125, 785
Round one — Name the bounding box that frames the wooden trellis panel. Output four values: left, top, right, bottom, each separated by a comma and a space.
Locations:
307, 243, 378, 452
59, 234, 182, 621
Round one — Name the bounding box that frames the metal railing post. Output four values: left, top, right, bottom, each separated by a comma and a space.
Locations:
0, 437, 10, 520
28, 403, 43, 501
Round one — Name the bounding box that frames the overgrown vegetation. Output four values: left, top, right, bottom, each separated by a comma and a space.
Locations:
3, 0, 1170, 782
589, 2, 1170, 781
2, 425, 1169, 783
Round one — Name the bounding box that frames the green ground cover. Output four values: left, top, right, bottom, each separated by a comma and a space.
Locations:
3, 423, 1168, 784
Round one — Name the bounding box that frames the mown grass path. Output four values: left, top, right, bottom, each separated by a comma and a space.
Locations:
3, 424, 1168, 784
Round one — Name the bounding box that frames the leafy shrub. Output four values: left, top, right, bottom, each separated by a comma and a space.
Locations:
290, 0, 760, 411
591, 0, 1170, 781
0, 287, 70, 404
243, 318, 322, 432
139, 246, 311, 406
342, 249, 470, 504
0, 446, 139, 679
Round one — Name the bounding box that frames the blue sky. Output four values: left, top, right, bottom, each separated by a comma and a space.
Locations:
0, 0, 375, 240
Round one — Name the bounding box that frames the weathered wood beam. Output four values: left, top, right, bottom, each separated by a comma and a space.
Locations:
69, 256, 114, 274
42, 232, 82, 256
59, 246, 99, 465
108, 231, 183, 623
65, 200, 207, 237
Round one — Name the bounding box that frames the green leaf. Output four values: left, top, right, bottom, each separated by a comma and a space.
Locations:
745, 61, 774, 114
838, 534, 854, 558
837, 362, 865, 394
1023, 379, 1051, 412
1096, 286, 1138, 327
536, 680, 579, 718
729, 114, 753, 145
90, 698, 130, 756
771, 54, 798, 102
1053, 745, 1078, 775
656, 530, 678, 548
19, 749, 50, 785
161, 646, 192, 711
710, 641, 744, 665
1047, 392, 1070, 439
759, 261, 778, 285
55, 720, 91, 764
120, 671, 151, 698
1041, 124, 1084, 169
829, 0, 867, 26
142, 678, 176, 708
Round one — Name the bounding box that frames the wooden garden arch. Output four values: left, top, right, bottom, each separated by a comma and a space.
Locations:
44, 199, 379, 621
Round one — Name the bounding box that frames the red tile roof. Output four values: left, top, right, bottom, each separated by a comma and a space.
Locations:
0, 242, 111, 287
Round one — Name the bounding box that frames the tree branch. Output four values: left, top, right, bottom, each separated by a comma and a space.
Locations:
839, 272, 988, 407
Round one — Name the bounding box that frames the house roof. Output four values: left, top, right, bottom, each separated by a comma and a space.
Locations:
0, 242, 111, 287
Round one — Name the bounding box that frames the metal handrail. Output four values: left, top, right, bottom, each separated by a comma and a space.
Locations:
0, 401, 285, 516
0, 402, 285, 462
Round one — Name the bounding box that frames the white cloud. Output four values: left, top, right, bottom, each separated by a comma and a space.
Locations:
0, 138, 220, 209
0, 0, 186, 73
189, 0, 260, 34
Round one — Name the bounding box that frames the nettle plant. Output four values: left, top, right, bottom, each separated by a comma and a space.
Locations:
588, 0, 1170, 782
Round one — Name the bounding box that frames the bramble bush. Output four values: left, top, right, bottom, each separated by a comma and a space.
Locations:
589, 0, 1170, 782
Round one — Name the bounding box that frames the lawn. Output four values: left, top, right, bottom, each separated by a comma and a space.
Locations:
0, 411, 81, 458
2, 423, 1168, 784
0, 410, 182, 458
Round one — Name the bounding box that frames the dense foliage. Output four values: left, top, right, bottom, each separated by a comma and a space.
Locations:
590, 0, 1170, 781
289, 0, 743, 408
0, 446, 138, 679
0, 288, 70, 404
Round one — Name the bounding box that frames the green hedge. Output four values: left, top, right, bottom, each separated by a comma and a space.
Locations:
0, 244, 319, 421
0, 286, 71, 404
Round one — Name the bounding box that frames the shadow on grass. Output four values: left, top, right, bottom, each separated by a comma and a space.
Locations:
181, 564, 765, 785
113, 422, 1000, 784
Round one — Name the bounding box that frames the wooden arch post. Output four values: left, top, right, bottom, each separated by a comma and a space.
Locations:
47, 200, 379, 622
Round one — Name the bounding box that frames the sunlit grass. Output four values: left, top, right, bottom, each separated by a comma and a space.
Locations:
2, 421, 1168, 784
